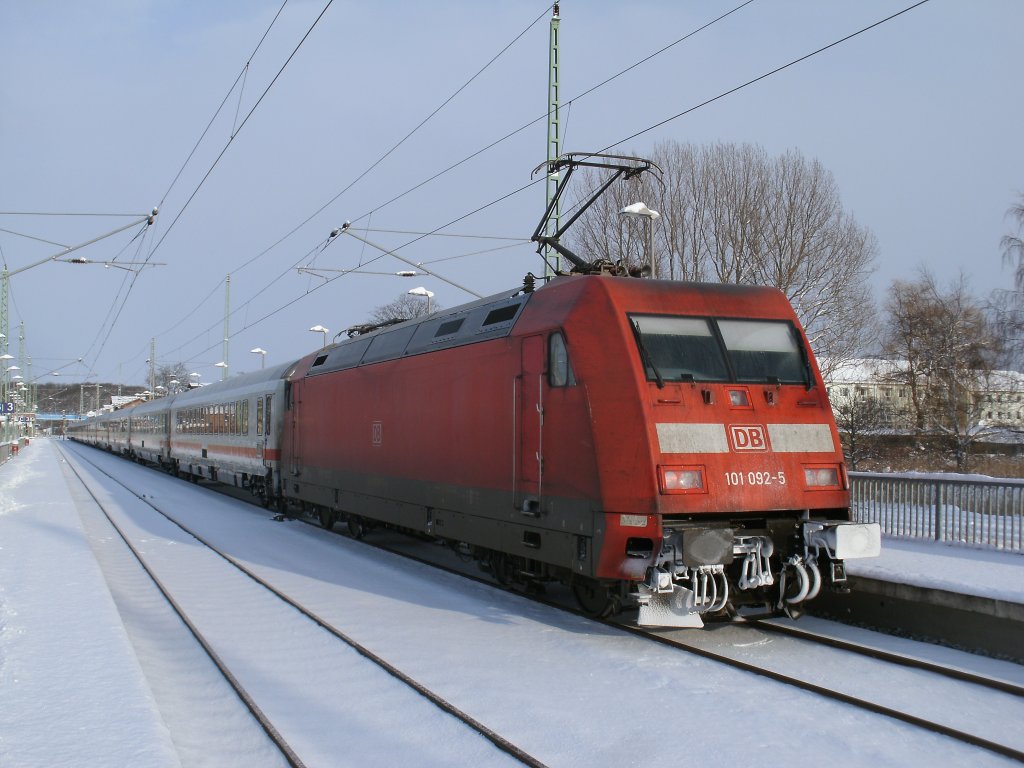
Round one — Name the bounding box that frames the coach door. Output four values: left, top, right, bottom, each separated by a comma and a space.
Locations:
517, 335, 545, 512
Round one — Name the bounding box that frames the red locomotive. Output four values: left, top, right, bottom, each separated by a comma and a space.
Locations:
280, 271, 878, 625
71, 154, 879, 626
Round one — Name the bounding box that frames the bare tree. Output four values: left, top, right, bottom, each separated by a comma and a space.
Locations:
996, 193, 1024, 369
989, 288, 1024, 371
832, 392, 895, 471
369, 293, 442, 324
564, 141, 877, 376
1001, 192, 1024, 291
881, 278, 934, 431
883, 270, 1005, 470
157, 363, 190, 393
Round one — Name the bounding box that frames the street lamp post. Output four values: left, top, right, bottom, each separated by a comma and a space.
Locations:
250, 347, 268, 369
408, 286, 434, 314
309, 325, 329, 349
619, 202, 661, 279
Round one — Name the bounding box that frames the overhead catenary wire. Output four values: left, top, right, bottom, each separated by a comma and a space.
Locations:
114, 0, 925, 379
121, 0, 742, 373
145, 0, 336, 265
145, 0, 907, 369
131, 3, 554, 369
178, 177, 547, 365
337, 0, 759, 232
600, 0, 934, 153
86, 0, 320, 375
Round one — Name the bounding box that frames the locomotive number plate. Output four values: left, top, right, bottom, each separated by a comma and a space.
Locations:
724, 471, 786, 487
619, 514, 648, 528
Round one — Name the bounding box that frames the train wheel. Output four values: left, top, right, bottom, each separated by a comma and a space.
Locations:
572, 578, 619, 619
490, 553, 516, 586
347, 515, 367, 540
318, 508, 336, 531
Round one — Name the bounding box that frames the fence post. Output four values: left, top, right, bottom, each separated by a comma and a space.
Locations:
933, 481, 943, 542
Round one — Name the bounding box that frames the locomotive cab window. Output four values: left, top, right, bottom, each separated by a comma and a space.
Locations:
549, 332, 576, 387
629, 315, 729, 383
717, 319, 806, 385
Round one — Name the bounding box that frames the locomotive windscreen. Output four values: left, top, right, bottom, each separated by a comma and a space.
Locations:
630, 314, 806, 385
717, 319, 805, 384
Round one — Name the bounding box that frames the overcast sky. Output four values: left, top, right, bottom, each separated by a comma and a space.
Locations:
1, 0, 1020, 389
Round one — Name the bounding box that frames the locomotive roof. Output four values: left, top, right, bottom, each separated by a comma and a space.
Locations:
300, 284, 533, 378
292, 275, 796, 379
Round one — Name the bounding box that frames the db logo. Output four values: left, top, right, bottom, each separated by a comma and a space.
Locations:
371, 421, 383, 447
730, 425, 768, 451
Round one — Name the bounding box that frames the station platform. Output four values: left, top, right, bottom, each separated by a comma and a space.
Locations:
819, 538, 1024, 661
0, 438, 180, 766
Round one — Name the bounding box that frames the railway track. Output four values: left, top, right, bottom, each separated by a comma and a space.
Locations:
63, 440, 1024, 764
58, 442, 547, 768
747, 618, 1024, 697
283, 498, 1024, 762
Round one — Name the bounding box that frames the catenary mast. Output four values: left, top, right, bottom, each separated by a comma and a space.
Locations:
543, 4, 561, 277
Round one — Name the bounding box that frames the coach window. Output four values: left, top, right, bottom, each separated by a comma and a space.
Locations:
549, 332, 576, 387
257, 398, 264, 436
265, 395, 272, 432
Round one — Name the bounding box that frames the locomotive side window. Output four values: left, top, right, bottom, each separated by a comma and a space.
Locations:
548, 332, 576, 387
629, 315, 729, 383
717, 320, 804, 384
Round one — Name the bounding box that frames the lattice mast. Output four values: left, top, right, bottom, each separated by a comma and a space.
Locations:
543, 4, 562, 277
0, 269, 8, 404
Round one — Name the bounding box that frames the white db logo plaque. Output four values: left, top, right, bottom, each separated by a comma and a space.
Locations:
730, 425, 767, 451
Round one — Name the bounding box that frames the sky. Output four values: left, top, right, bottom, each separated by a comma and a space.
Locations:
3, 439, 1024, 766
1, 0, 1021, 388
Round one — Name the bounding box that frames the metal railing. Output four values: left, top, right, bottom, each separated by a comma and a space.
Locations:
849, 472, 1024, 552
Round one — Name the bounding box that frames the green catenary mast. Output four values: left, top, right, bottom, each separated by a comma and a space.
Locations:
544, 4, 561, 277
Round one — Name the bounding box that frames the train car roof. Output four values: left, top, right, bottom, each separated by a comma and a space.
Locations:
168, 360, 296, 406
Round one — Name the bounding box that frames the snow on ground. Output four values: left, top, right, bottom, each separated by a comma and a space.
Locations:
2, 439, 1023, 767
0, 440, 180, 767
846, 537, 1024, 604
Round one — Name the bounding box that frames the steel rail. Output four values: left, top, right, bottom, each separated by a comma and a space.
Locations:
747, 618, 1024, 698
65, 439, 1024, 763
60, 442, 548, 768
57, 444, 306, 768
277, 510, 1024, 763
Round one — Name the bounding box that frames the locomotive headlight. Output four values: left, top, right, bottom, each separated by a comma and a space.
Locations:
660, 466, 705, 494
803, 466, 840, 488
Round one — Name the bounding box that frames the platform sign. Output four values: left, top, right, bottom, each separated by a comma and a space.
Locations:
1, 402, 14, 415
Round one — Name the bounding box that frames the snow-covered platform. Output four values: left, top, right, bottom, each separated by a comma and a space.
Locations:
831, 536, 1024, 663
835, 540, 1024, 661
0, 438, 181, 767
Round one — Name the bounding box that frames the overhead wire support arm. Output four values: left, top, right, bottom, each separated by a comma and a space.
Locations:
328, 223, 484, 299
6, 208, 158, 278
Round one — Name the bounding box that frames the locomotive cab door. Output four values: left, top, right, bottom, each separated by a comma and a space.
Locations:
516, 334, 545, 513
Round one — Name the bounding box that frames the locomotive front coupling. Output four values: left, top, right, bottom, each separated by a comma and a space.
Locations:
636, 518, 881, 627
